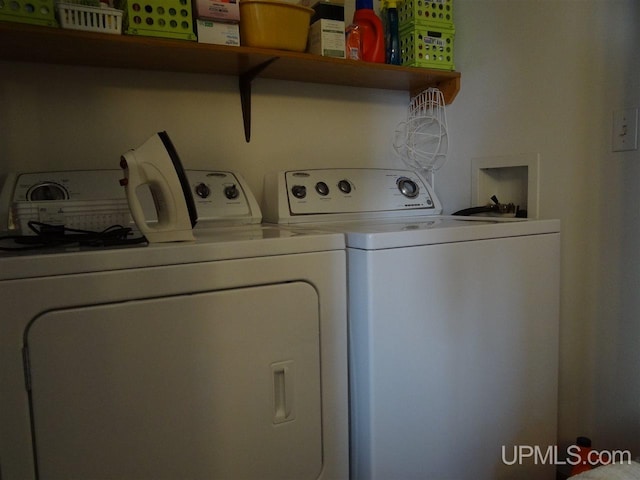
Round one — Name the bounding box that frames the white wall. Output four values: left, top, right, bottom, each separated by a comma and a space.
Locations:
0, 62, 409, 197
2, 0, 639, 461
444, 0, 640, 457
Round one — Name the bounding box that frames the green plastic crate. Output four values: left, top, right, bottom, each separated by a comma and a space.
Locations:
398, 0, 453, 29
117, 0, 196, 41
0, 0, 58, 27
400, 24, 454, 70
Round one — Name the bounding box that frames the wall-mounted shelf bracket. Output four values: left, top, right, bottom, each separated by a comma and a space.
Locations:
239, 57, 279, 142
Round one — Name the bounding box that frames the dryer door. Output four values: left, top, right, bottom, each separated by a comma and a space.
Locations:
25, 282, 322, 480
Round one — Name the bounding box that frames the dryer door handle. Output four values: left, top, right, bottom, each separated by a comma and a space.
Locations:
272, 361, 296, 424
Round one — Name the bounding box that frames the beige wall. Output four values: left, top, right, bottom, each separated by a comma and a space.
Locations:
2, 0, 639, 458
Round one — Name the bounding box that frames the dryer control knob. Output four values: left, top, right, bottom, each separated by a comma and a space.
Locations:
292, 185, 307, 199
195, 183, 211, 199
224, 184, 239, 200
397, 177, 419, 198
27, 182, 69, 201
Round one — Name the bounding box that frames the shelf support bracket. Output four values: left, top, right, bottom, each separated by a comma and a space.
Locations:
239, 57, 279, 142
410, 75, 460, 104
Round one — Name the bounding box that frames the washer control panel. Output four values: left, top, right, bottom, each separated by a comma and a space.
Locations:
263, 168, 443, 224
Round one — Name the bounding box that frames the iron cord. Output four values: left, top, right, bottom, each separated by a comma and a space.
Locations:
0, 221, 147, 251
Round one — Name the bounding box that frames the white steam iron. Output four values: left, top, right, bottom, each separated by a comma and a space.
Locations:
119, 131, 197, 242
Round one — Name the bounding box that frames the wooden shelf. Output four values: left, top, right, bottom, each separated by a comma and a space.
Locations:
0, 21, 461, 140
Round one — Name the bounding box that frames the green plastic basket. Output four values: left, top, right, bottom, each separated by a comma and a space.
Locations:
0, 0, 58, 27
117, 0, 196, 41
400, 24, 455, 70
398, 0, 453, 29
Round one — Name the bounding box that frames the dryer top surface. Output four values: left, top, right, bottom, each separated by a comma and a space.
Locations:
0, 224, 345, 281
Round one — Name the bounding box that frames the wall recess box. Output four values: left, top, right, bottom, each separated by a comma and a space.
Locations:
471, 153, 540, 219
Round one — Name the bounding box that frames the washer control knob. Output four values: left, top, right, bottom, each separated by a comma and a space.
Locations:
224, 184, 239, 200
397, 177, 419, 198
292, 185, 307, 199
195, 182, 211, 199
338, 180, 352, 194
315, 181, 330, 196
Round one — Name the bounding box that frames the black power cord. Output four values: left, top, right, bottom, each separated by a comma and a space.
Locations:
453, 195, 521, 217
0, 221, 147, 252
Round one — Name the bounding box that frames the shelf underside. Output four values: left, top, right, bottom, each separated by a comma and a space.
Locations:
0, 22, 461, 102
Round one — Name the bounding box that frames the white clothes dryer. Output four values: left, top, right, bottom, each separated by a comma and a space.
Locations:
0, 170, 348, 480
264, 168, 561, 480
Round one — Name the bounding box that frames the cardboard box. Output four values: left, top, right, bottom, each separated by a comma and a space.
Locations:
196, 19, 240, 45
193, 0, 240, 22
310, 2, 344, 22
308, 18, 345, 58
299, 0, 344, 8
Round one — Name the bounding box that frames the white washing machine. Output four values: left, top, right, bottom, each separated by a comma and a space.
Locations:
0, 170, 348, 480
264, 168, 561, 480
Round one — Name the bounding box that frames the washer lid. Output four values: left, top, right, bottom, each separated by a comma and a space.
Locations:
308, 216, 561, 250
0, 225, 345, 281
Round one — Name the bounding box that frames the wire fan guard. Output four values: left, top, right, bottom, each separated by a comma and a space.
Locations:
393, 88, 449, 175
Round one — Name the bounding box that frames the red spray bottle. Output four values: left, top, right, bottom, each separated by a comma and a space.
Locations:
352, 0, 385, 63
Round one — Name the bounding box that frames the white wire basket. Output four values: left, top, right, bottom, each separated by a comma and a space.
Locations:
57, 2, 123, 34
393, 87, 449, 181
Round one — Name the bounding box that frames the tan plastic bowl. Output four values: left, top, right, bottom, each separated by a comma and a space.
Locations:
239, 0, 314, 52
